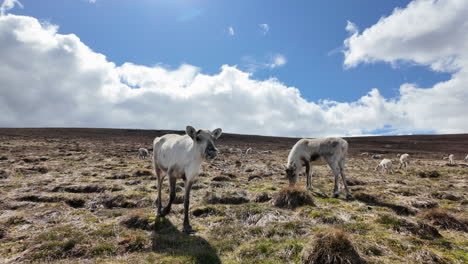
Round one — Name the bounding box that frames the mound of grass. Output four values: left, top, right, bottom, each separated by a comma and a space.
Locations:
254, 192, 272, 203
420, 209, 467, 231
301, 230, 366, 264
212, 175, 232, 182
430, 192, 461, 201
272, 187, 315, 209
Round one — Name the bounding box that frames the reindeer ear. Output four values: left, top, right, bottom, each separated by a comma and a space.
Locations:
283, 164, 288, 170
212, 128, 222, 140
186, 126, 197, 139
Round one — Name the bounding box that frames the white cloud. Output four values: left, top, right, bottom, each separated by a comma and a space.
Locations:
1, 3, 468, 137
342, 0, 468, 134
242, 54, 287, 72
87, 0, 96, 3
269, 54, 286, 68
259, 23, 269, 34
0, 0, 22, 16
227, 26, 235, 36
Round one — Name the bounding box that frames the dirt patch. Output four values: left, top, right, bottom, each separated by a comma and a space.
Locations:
134, 168, 153, 177
417, 170, 441, 178
272, 186, 315, 209
120, 212, 154, 230
302, 230, 366, 264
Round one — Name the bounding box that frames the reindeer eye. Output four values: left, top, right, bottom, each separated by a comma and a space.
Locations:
196, 136, 201, 142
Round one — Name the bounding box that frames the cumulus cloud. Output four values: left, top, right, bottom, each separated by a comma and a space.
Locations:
0, 0, 22, 16
343, 0, 468, 134
227, 26, 235, 36
259, 23, 269, 34
1, 0, 468, 137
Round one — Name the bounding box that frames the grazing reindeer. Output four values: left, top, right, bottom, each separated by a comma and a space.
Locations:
153, 125, 222, 233
448, 154, 455, 165
285, 137, 351, 199
138, 148, 149, 159
399, 153, 410, 170
375, 158, 394, 174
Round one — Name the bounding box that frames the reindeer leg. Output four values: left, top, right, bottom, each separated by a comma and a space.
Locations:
305, 162, 312, 191
183, 180, 195, 234
327, 159, 340, 198
156, 169, 164, 217
162, 174, 176, 216
339, 159, 352, 200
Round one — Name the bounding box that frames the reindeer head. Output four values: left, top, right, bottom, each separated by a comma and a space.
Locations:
186, 125, 222, 160
285, 162, 298, 186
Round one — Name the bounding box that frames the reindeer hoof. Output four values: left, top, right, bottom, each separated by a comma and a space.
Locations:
183, 226, 195, 234
332, 193, 340, 198
346, 194, 353, 201
157, 212, 165, 218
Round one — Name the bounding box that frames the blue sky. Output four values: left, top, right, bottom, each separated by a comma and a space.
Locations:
13, 0, 449, 102
1, 0, 467, 136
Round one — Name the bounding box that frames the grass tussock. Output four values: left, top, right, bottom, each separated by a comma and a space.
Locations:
272, 186, 315, 209
301, 230, 366, 264
420, 209, 467, 231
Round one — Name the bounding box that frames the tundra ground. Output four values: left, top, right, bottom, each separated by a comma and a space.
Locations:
0, 129, 467, 263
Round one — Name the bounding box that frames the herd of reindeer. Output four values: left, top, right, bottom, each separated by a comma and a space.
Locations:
134, 126, 467, 233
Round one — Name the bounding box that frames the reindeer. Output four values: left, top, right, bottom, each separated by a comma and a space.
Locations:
285, 137, 351, 200
153, 125, 222, 233
138, 148, 149, 159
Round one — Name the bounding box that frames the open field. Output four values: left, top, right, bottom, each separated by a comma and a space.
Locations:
0, 128, 467, 263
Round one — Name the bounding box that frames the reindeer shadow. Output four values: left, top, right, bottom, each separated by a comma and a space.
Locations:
152, 217, 221, 264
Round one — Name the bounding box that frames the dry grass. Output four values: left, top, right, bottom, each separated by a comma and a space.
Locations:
271, 186, 315, 209
0, 129, 467, 263
301, 230, 366, 264
420, 209, 467, 231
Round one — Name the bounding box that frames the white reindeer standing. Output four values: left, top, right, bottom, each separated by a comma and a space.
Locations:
152, 125, 222, 233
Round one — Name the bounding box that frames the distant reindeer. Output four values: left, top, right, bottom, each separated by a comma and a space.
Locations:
285, 137, 351, 200
399, 153, 410, 170
448, 154, 455, 165
138, 148, 149, 159
375, 159, 393, 174
152, 125, 222, 233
